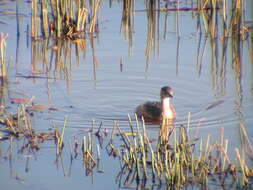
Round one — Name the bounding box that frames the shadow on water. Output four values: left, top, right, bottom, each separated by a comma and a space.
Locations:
1, 0, 253, 189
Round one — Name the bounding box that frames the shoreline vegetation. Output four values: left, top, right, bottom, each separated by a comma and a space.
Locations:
0, 103, 253, 189
0, 0, 250, 83
0, 0, 253, 189
31, 0, 102, 39
29, 0, 250, 39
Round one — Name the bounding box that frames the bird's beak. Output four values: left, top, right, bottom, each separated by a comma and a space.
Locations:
168, 90, 173, 98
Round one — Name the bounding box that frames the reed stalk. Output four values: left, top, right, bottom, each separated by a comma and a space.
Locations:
83, 136, 87, 153
31, 0, 38, 38
115, 115, 253, 188
235, 148, 249, 185
222, 0, 228, 36
41, 0, 49, 38
222, 139, 228, 171
57, 116, 68, 154
0, 33, 8, 78
89, 0, 102, 32
82, 133, 97, 174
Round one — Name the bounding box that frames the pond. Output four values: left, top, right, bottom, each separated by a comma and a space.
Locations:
0, 0, 253, 189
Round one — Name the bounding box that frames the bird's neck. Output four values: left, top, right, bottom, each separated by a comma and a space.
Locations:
162, 97, 173, 119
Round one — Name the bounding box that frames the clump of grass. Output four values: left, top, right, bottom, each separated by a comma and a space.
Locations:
230, 0, 245, 39
82, 133, 97, 175
198, 0, 248, 40
0, 103, 34, 137
112, 116, 253, 189
31, 0, 102, 39
0, 100, 56, 152
198, 0, 220, 39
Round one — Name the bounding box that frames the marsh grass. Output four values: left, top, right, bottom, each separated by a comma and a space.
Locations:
197, 0, 248, 40
1, 0, 252, 188
134, 0, 249, 41
112, 116, 253, 189
1, 104, 253, 189
31, 0, 101, 39
82, 134, 97, 175
0, 102, 33, 137
0, 101, 56, 153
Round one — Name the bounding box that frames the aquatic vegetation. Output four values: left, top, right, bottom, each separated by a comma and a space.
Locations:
1, 101, 253, 189
0, 99, 61, 152
55, 116, 68, 155
0, 33, 8, 78
0, 0, 252, 189
82, 133, 97, 175
113, 118, 253, 189
31, 0, 101, 39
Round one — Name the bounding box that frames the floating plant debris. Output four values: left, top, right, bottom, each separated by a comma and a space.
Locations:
10, 98, 30, 104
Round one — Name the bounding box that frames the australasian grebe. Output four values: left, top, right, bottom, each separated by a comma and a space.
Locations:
135, 86, 176, 122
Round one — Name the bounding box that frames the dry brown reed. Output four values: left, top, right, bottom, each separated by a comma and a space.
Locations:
82, 134, 97, 175
31, 0, 101, 39
198, 0, 247, 40
0, 33, 9, 78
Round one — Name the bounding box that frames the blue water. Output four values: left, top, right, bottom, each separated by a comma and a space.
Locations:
0, 0, 253, 189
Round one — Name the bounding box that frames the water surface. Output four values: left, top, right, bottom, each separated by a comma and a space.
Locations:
0, 0, 253, 189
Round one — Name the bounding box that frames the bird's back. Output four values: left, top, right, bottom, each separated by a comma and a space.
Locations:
135, 101, 162, 122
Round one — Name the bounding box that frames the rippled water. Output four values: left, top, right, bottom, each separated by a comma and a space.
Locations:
1, 0, 253, 189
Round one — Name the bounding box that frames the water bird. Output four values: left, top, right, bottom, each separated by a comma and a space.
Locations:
135, 86, 176, 122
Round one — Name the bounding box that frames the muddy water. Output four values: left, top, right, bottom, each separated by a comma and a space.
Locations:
0, 0, 253, 190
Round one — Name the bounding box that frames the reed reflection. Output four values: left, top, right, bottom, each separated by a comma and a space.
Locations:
120, 0, 134, 55
89, 35, 99, 82
232, 37, 244, 121
28, 37, 95, 83
145, 0, 157, 69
